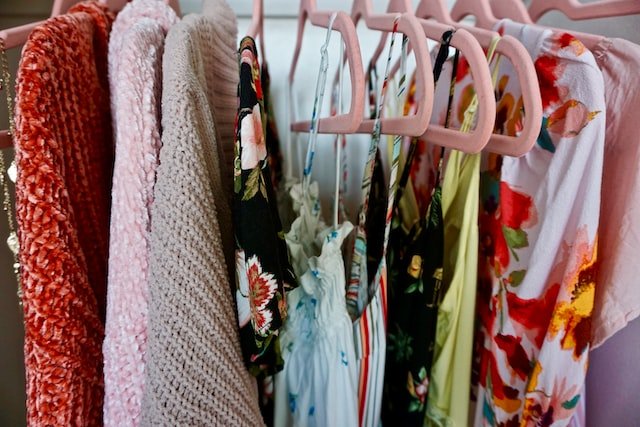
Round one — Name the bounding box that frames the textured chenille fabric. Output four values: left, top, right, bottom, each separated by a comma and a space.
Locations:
140, 1, 264, 425
103, 1, 178, 426
14, 2, 114, 426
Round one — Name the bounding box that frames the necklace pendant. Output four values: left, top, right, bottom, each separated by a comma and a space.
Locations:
7, 160, 16, 183
7, 231, 18, 255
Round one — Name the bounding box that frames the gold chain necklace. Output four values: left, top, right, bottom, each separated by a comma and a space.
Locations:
0, 37, 22, 300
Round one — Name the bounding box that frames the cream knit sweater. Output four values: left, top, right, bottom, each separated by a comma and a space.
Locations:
141, 1, 263, 425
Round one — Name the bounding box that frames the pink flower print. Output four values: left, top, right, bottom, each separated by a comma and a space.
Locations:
407, 367, 430, 411
240, 104, 267, 170
235, 250, 251, 328
546, 100, 600, 138
414, 376, 429, 404
523, 370, 581, 426
245, 254, 278, 336
240, 48, 254, 67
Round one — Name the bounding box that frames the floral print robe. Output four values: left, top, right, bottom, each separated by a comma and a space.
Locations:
234, 37, 297, 376
427, 19, 605, 426
437, 21, 605, 426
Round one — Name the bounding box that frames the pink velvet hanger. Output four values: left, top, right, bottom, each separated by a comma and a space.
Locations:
489, 0, 613, 50
489, 0, 534, 24
246, 0, 266, 64
529, 0, 640, 21
345, 0, 433, 137
0, 0, 180, 52
449, 0, 499, 29
416, 0, 543, 156
290, 0, 366, 135
0, 0, 83, 148
97, 0, 181, 14
0, 0, 79, 51
368, 0, 496, 152
0, 0, 182, 148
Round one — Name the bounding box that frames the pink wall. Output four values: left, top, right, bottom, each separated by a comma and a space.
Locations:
586, 317, 640, 426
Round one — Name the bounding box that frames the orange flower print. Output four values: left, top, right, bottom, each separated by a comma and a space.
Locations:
493, 75, 525, 138
237, 251, 278, 337
551, 33, 586, 57
457, 83, 476, 125
240, 104, 267, 170
548, 228, 597, 359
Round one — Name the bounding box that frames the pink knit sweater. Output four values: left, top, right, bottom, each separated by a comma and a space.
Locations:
103, 1, 178, 426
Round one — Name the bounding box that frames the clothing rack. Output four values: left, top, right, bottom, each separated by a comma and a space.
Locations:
1, 2, 640, 426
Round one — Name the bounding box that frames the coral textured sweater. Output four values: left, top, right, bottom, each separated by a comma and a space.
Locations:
14, 2, 114, 426
140, 0, 263, 425
102, 1, 178, 426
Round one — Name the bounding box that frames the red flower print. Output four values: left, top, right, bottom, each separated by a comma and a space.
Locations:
479, 180, 537, 274
478, 346, 522, 416
506, 283, 560, 349
534, 55, 567, 110
456, 56, 470, 82
551, 33, 586, 56
254, 72, 263, 100
245, 254, 278, 336
494, 334, 531, 381
500, 182, 536, 230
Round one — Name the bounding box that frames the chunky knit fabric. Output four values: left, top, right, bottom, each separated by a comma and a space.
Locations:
140, 1, 263, 425
14, 3, 114, 426
200, 0, 239, 182
103, 1, 178, 426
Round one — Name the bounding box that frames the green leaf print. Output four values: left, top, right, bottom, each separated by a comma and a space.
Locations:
243, 167, 261, 201
259, 171, 268, 200
405, 279, 423, 294
234, 155, 242, 194
537, 117, 556, 153
562, 394, 581, 410
503, 226, 529, 262
234, 174, 242, 194
389, 327, 414, 362
503, 226, 528, 249
408, 400, 421, 413
418, 367, 427, 381
509, 270, 526, 287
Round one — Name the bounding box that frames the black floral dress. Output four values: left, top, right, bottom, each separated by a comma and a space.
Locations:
262, 63, 283, 191
234, 37, 297, 377
382, 31, 458, 426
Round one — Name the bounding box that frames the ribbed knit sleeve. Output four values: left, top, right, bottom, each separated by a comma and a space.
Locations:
200, 0, 239, 184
